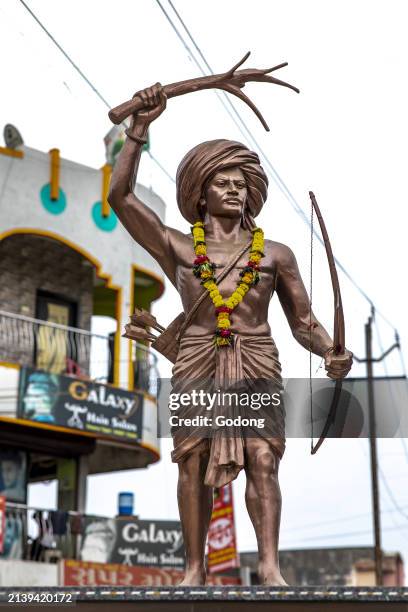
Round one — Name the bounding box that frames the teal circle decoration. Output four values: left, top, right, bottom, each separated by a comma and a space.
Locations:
40, 183, 67, 215
92, 201, 118, 232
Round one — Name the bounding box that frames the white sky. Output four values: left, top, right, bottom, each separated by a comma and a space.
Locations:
2, 0, 408, 581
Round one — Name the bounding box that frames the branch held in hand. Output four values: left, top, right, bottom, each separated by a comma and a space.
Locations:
108, 51, 299, 130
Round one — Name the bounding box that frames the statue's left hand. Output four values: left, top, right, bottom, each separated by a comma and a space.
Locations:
324, 348, 353, 380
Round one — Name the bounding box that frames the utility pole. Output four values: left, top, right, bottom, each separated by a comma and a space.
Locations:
356, 307, 400, 586
365, 310, 382, 585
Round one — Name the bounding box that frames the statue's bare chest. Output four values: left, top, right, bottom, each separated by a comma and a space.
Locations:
175, 241, 276, 306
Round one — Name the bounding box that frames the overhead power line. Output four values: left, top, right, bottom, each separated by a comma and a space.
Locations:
285, 503, 408, 534
161, 0, 408, 550
153, 1, 256, 149
280, 521, 408, 545
360, 440, 408, 539
18, 0, 403, 338
374, 318, 408, 463
378, 465, 408, 522
155, 0, 401, 333
18, 0, 174, 183
18, 0, 111, 109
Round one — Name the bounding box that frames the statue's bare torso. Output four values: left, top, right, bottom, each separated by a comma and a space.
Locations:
170, 231, 284, 338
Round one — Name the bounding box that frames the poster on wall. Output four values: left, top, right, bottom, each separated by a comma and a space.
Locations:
79, 517, 185, 568
17, 367, 144, 443
0, 450, 27, 504
0, 510, 24, 560
0, 496, 5, 554
207, 483, 239, 574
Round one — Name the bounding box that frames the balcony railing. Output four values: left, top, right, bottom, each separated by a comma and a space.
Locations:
0, 310, 158, 393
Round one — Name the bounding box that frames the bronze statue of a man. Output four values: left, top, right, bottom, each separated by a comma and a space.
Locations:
108, 84, 353, 586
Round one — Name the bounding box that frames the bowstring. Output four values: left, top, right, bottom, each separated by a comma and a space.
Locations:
309, 199, 314, 452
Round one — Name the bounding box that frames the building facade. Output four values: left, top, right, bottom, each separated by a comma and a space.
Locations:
0, 131, 166, 570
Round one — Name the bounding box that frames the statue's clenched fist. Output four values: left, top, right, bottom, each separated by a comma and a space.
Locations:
324, 347, 353, 380
133, 82, 167, 125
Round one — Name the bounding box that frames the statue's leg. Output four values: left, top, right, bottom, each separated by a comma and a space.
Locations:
177, 439, 213, 586
244, 438, 287, 586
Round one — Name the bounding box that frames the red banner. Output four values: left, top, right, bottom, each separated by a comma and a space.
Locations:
61, 560, 240, 587
0, 496, 5, 554
207, 483, 239, 574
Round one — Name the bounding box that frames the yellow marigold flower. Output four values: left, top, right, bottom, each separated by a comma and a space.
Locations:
196, 244, 207, 255
203, 280, 215, 290
191, 223, 266, 343
231, 293, 242, 304
217, 319, 230, 329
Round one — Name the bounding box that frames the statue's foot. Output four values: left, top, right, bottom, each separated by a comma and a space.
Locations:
261, 574, 288, 586
178, 568, 206, 586
258, 563, 288, 586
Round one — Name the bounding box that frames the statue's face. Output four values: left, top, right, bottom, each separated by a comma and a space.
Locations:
203, 167, 247, 220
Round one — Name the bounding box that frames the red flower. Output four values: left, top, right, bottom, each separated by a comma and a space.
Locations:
220, 329, 231, 337
194, 255, 209, 265
215, 306, 232, 314
247, 260, 259, 269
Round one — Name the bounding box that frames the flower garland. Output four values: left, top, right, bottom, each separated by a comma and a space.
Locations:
192, 221, 264, 347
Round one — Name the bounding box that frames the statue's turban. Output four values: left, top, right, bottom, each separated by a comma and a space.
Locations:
176, 139, 268, 229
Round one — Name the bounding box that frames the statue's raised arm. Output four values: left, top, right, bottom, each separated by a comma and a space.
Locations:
108, 83, 180, 285
108, 55, 299, 286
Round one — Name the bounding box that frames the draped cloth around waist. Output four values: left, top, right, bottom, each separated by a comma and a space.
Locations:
170, 334, 285, 487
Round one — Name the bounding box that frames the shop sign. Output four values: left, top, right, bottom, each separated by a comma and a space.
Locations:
207, 483, 239, 574
80, 517, 185, 568
17, 367, 144, 443
61, 559, 240, 586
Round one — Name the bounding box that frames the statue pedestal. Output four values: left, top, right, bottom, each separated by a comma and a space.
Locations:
1, 586, 407, 610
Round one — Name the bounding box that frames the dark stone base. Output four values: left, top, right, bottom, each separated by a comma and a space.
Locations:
1, 587, 408, 610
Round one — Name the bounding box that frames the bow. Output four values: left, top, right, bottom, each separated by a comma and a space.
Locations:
309, 191, 346, 454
